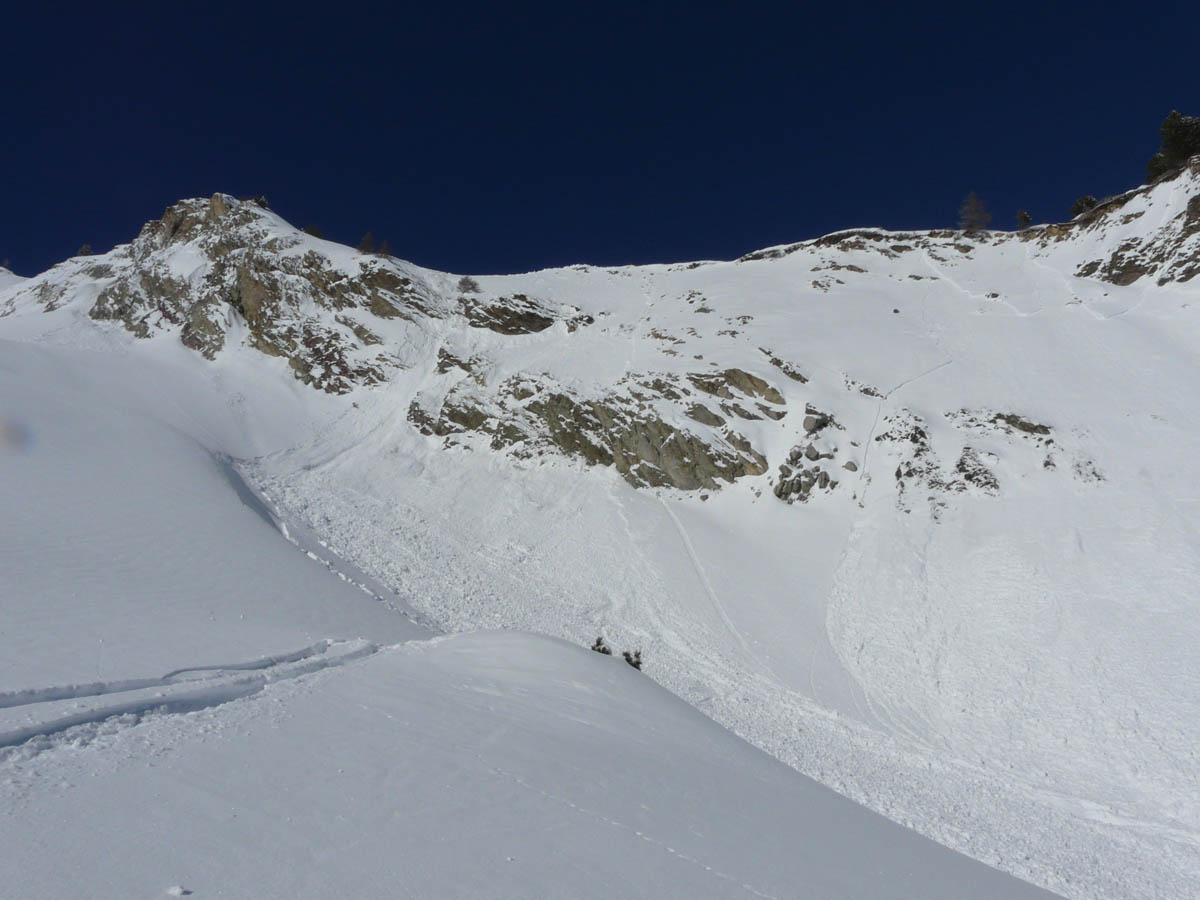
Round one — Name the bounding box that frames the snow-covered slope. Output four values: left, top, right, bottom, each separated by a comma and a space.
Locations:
3, 159, 1199, 897
0, 340, 1052, 899
0, 339, 424, 694
0, 266, 23, 291
1, 631, 1055, 899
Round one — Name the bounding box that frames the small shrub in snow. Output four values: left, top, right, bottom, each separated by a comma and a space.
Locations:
458, 275, 482, 294
591, 636, 612, 655
622, 649, 642, 670
357, 232, 377, 254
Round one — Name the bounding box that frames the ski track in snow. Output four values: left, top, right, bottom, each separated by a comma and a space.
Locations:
0, 640, 381, 757
0, 641, 334, 711
659, 498, 753, 656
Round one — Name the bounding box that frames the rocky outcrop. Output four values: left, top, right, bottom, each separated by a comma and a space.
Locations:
948, 409, 1054, 443
459, 293, 593, 335
868, 406, 1105, 515
13, 193, 614, 396
409, 371, 770, 491
802, 404, 837, 436
874, 412, 957, 517
760, 349, 808, 383
1051, 158, 1200, 286
32, 195, 442, 392
773, 444, 838, 503
8, 176, 1156, 507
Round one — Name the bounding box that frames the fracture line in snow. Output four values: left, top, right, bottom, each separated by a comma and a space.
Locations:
852, 264, 954, 506
1024, 247, 1076, 306
885, 359, 955, 398
626, 271, 656, 376
1103, 291, 1149, 320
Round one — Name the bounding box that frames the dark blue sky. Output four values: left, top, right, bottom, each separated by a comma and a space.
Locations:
3, 1, 1197, 276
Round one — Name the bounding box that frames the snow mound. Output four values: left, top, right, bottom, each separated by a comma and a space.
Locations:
0, 631, 1054, 899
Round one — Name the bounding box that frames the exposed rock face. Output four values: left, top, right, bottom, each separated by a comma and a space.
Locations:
459, 293, 593, 334
408, 371, 769, 490
990, 413, 1051, 436
76, 195, 438, 392
1054, 159, 1200, 286
688, 368, 786, 406
49, 196, 787, 494
686, 403, 725, 427
9, 194, 615, 399
803, 413, 828, 434
462, 294, 556, 333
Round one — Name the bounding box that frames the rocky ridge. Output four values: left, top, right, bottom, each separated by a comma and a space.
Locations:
4, 159, 1198, 508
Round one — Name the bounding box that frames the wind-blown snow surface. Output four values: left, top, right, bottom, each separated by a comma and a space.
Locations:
2, 167, 1199, 897
0, 342, 1053, 899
